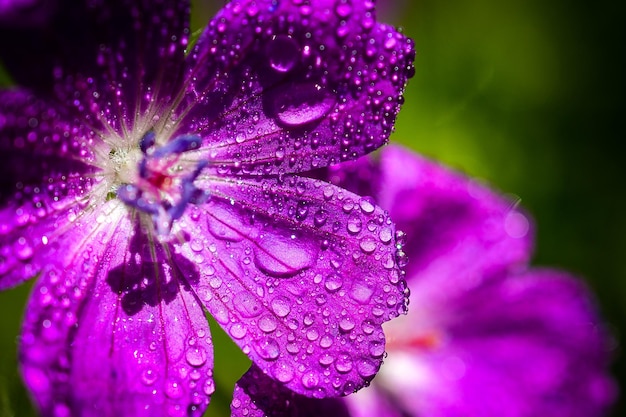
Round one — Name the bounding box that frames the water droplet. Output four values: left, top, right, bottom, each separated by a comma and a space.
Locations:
233, 292, 263, 318
258, 315, 278, 333
254, 232, 317, 277
186, 346, 208, 367
379, 227, 393, 244
320, 334, 334, 348
357, 358, 378, 378
255, 337, 280, 360
229, 323, 248, 339
319, 353, 334, 366
15, 237, 33, 260
141, 368, 158, 385
271, 296, 292, 317
267, 35, 300, 73
269, 82, 336, 127
313, 209, 328, 227
339, 316, 355, 332
347, 214, 362, 234
324, 274, 343, 292
165, 379, 184, 399
273, 361, 295, 382
369, 341, 385, 357
335, 354, 353, 373
359, 237, 377, 254
301, 370, 320, 389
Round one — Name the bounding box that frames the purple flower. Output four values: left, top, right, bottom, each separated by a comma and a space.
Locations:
237, 145, 617, 417
0, 1, 414, 416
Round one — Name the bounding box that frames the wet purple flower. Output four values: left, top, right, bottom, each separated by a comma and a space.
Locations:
0, 1, 414, 416
236, 145, 617, 417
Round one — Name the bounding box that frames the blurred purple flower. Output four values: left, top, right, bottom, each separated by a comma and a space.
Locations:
240, 145, 617, 417
0, 1, 414, 416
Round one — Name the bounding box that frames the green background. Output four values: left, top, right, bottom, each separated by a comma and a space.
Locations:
1, 0, 624, 415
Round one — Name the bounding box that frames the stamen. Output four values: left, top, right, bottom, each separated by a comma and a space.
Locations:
116, 133, 209, 236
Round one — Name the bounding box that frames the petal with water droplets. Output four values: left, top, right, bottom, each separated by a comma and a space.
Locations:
231, 364, 351, 417
182, 0, 415, 175
19, 207, 214, 417
177, 175, 408, 397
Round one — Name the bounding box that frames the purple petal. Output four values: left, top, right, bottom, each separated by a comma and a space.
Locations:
19, 208, 214, 417
332, 145, 534, 295
0, 90, 103, 289
0, 0, 189, 121
181, 0, 415, 175
175, 175, 407, 397
0, 0, 57, 27
375, 270, 616, 417
231, 364, 351, 417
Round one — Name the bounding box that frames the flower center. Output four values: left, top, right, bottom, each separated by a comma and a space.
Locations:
115, 131, 209, 235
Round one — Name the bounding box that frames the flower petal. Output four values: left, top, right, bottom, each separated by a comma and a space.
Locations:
19, 205, 214, 417
332, 145, 534, 294
0, 0, 189, 123
375, 270, 616, 417
182, 0, 415, 175
231, 364, 351, 417
0, 0, 57, 27
175, 175, 407, 397
0, 90, 105, 289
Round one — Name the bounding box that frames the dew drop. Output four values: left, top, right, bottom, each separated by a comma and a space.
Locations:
359, 237, 377, 254
347, 214, 362, 234
233, 292, 263, 318
141, 368, 158, 386
267, 35, 300, 73
255, 337, 280, 360
301, 370, 320, 389
339, 316, 355, 332
186, 346, 208, 367
273, 361, 295, 383
357, 358, 379, 378
229, 323, 248, 340
335, 354, 353, 373
165, 379, 184, 399
271, 296, 292, 317
269, 82, 336, 127
254, 232, 317, 277
258, 315, 278, 333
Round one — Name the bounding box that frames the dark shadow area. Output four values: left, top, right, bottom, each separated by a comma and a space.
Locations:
105, 222, 200, 316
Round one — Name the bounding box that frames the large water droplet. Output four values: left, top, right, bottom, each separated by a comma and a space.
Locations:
258, 315, 278, 333
254, 231, 318, 277
271, 296, 292, 317
233, 292, 263, 318
335, 354, 353, 373
268, 82, 336, 127
267, 35, 300, 73
273, 361, 295, 383
301, 370, 320, 389
186, 346, 208, 367
255, 337, 280, 360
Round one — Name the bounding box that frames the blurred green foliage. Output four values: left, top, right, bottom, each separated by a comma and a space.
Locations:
0, 0, 624, 416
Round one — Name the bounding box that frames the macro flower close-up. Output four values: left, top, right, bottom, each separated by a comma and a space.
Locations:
0, 1, 414, 416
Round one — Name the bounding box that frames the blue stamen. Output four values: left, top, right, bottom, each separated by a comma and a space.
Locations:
152, 134, 202, 158
139, 130, 156, 154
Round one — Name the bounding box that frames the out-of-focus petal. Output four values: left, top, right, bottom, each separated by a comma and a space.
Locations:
175, 175, 407, 397
0, 0, 189, 126
19, 203, 214, 417
376, 270, 616, 417
231, 364, 351, 417
182, 0, 415, 175
332, 145, 534, 298
0, 0, 57, 27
